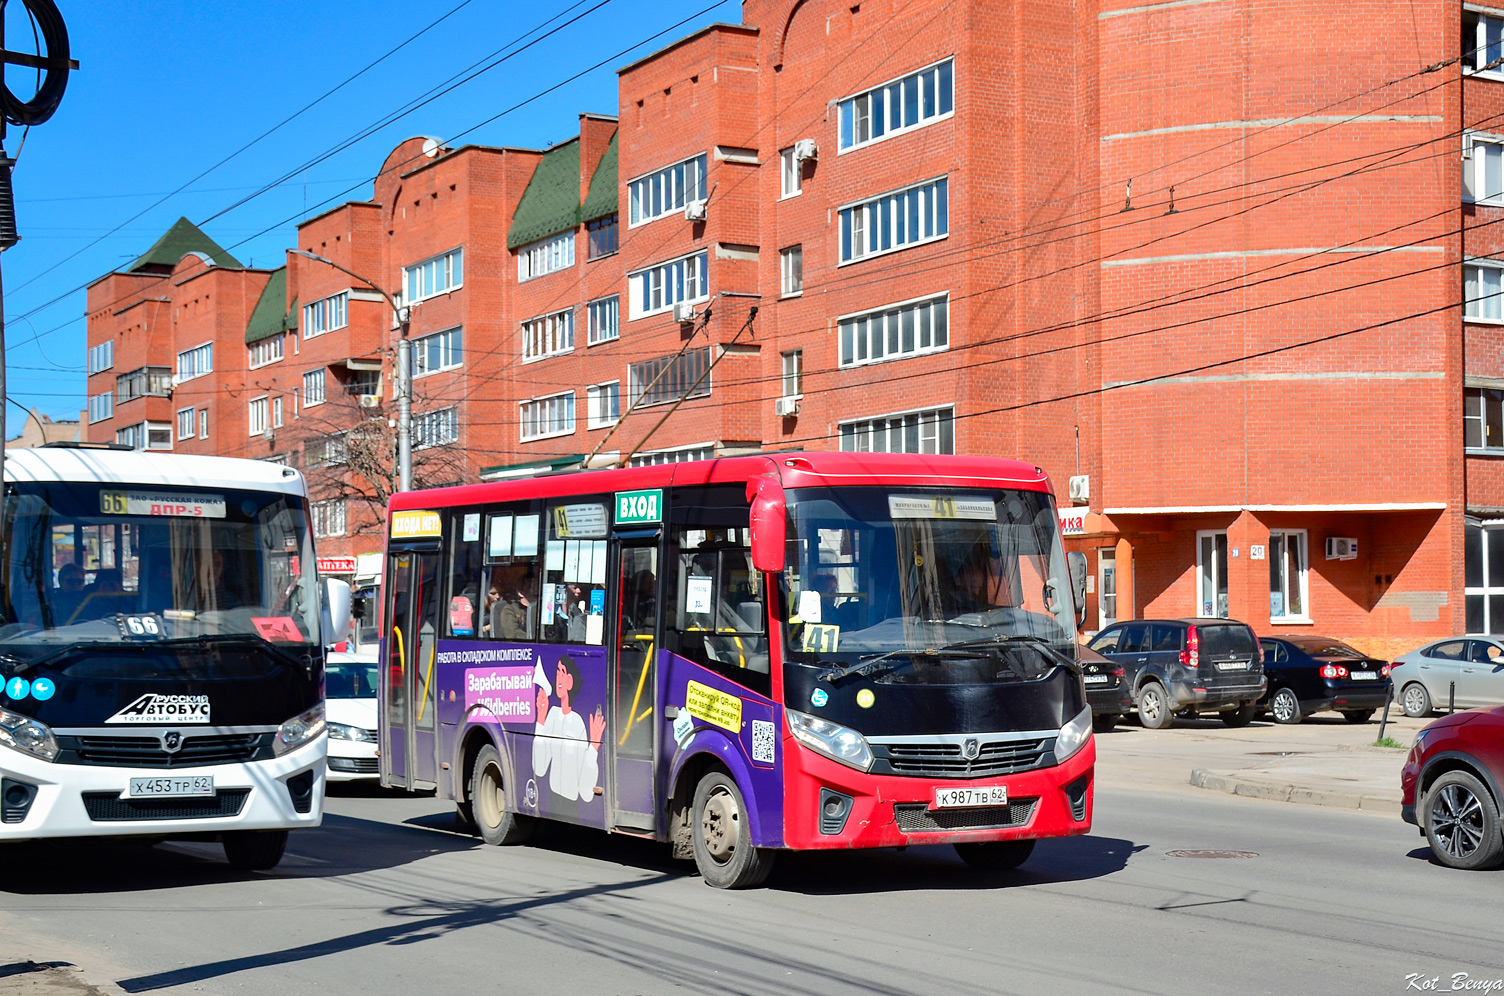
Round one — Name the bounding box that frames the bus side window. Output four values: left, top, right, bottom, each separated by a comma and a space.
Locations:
482, 507, 542, 642
445, 510, 484, 638
539, 499, 609, 646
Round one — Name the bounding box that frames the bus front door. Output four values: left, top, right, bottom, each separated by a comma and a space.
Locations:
383, 550, 440, 791
610, 538, 659, 832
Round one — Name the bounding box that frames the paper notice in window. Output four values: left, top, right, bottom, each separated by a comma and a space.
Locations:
798, 589, 822, 624
585, 613, 604, 646
686, 576, 713, 614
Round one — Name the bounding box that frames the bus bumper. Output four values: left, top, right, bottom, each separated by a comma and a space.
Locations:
0, 740, 326, 841
781, 736, 1095, 850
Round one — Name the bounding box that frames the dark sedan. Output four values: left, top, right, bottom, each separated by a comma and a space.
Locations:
1257, 636, 1391, 724
1401, 706, 1504, 870
1080, 645, 1134, 732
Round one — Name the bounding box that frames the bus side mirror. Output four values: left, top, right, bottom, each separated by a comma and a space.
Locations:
1067, 551, 1088, 628
321, 577, 352, 649
746, 477, 787, 573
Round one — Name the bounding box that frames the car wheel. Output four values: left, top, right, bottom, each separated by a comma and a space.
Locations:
470, 744, 536, 846
223, 830, 288, 871
954, 838, 1036, 870
691, 770, 774, 889
1269, 687, 1303, 725
1220, 703, 1257, 728
1137, 682, 1174, 730
1092, 713, 1119, 733
1340, 709, 1375, 724
1424, 770, 1504, 871
1402, 682, 1433, 719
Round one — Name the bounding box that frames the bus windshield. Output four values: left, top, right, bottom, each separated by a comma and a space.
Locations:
783, 486, 1074, 680
0, 481, 319, 660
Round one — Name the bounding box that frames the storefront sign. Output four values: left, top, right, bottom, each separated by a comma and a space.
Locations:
1058, 507, 1088, 536
317, 556, 358, 574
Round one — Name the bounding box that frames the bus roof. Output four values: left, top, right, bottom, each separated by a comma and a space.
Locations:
390, 452, 1051, 511
3, 446, 309, 498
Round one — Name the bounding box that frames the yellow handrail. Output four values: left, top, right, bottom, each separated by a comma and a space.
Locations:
618, 634, 654, 746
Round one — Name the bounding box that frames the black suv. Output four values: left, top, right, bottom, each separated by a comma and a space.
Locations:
1087, 618, 1267, 729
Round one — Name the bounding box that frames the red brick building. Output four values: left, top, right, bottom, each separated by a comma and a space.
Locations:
81, 0, 1504, 653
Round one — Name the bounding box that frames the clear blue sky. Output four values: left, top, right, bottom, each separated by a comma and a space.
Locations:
1, 0, 739, 437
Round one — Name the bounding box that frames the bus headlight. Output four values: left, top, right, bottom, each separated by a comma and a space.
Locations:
0, 706, 59, 763
274, 703, 326, 756
785, 708, 873, 772
1055, 705, 1093, 763
327, 722, 374, 742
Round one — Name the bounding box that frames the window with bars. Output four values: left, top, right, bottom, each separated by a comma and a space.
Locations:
587, 382, 620, 428
587, 215, 619, 259
87, 392, 113, 424
248, 334, 284, 368
312, 499, 347, 538
839, 295, 949, 367
628, 347, 711, 407
302, 292, 348, 339
521, 311, 573, 361
628, 153, 707, 226
415, 327, 463, 375
414, 407, 459, 449
87, 340, 113, 374
518, 232, 575, 281
838, 58, 954, 152
520, 393, 575, 441
839, 405, 954, 455
839, 177, 948, 263
628, 251, 708, 319
303, 369, 326, 407
404, 248, 463, 302
587, 296, 619, 345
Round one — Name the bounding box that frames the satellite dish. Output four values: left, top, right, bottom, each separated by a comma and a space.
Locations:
422, 138, 440, 159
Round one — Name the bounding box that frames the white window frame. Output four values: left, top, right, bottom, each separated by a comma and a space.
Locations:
628, 444, 715, 467
87, 391, 114, 424
1466, 518, 1504, 632
780, 147, 801, 198
838, 176, 949, 265
628, 250, 709, 320
781, 349, 803, 400
176, 342, 213, 382
414, 327, 463, 376
838, 293, 950, 368
520, 392, 576, 441
628, 347, 712, 408
1465, 7, 1504, 78
303, 369, 326, 407
1465, 132, 1504, 204
521, 310, 574, 362
780, 245, 803, 297
587, 381, 620, 429
1196, 529, 1230, 619
838, 405, 954, 455
403, 247, 464, 303
302, 291, 348, 339
587, 296, 619, 345
198, 408, 208, 440
305, 433, 348, 468
1466, 259, 1504, 323
1466, 386, 1504, 451
414, 407, 459, 449
517, 232, 576, 282
1268, 529, 1310, 623
177, 407, 196, 440
248, 396, 269, 437
837, 57, 955, 154
87, 340, 114, 375
248, 334, 285, 369
312, 499, 347, 539
273, 396, 284, 429
116, 421, 172, 452
627, 153, 708, 227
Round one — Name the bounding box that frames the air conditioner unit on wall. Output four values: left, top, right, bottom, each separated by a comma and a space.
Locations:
673, 301, 697, 324
775, 396, 800, 417
1068, 475, 1089, 503
358, 394, 382, 409
1325, 537, 1359, 561
793, 138, 818, 162
684, 199, 708, 222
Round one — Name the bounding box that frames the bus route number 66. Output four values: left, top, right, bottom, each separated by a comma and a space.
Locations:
119, 614, 163, 639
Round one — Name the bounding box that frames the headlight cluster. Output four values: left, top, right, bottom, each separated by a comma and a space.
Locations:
785, 708, 873, 772
0, 705, 59, 762
274, 703, 326, 756
1055, 705, 1093, 763
327, 722, 375, 742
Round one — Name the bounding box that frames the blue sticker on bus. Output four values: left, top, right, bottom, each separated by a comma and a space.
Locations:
29, 678, 55, 701
810, 687, 828, 708
5, 677, 29, 701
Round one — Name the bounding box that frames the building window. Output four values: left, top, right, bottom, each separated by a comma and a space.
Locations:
415, 327, 463, 375
1197, 530, 1230, 619
587, 215, 619, 259
305, 433, 347, 468
414, 407, 459, 449
587, 296, 619, 345
629, 347, 711, 407
1268, 530, 1308, 620
1466, 262, 1504, 321
312, 499, 347, 539
839, 294, 949, 367
628, 445, 715, 467
521, 311, 573, 361
838, 58, 953, 153
587, 382, 620, 428
302, 291, 348, 339
249, 397, 269, 436
780, 245, 803, 296
404, 247, 463, 302
87, 392, 113, 424
116, 421, 171, 451
839, 405, 953, 455
780, 147, 802, 198
273, 397, 284, 429
781, 350, 803, 399
303, 370, 326, 407
199, 408, 208, 439
177, 408, 196, 440
1466, 387, 1504, 449
628, 153, 708, 226
839, 177, 948, 264
176, 343, 212, 382
1465, 9, 1504, 76
248, 334, 284, 368
1466, 134, 1504, 204
1466, 519, 1504, 632
87, 340, 113, 375
520, 392, 575, 441
115, 367, 172, 404
518, 232, 575, 281
628, 251, 709, 319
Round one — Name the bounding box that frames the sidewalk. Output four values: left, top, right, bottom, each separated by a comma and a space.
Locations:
1092, 707, 1428, 813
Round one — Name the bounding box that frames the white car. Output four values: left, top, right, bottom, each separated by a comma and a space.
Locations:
325, 651, 379, 781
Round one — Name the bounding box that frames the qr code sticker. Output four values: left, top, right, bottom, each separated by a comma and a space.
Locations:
751, 720, 776, 765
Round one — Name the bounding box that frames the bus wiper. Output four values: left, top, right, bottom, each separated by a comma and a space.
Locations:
820, 647, 977, 683
0, 643, 114, 677
154, 635, 316, 674
940, 634, 1082, 674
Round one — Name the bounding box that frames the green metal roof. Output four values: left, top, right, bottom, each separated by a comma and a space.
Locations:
478, 454, 584, 480
129, 216, 241, 272
507, 140, 581, 249
245, 268, 290, 344
580, 134, 618, 223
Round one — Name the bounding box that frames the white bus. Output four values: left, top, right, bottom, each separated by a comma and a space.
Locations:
0, 445, 349, 869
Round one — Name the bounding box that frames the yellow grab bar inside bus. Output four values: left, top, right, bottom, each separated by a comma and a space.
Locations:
417, 639, 437, 723
618, 634, 653, 747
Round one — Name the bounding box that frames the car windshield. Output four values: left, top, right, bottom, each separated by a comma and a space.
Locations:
326, 660, 378, 699
781, 486, 1075, 681
0, 480, 319, 661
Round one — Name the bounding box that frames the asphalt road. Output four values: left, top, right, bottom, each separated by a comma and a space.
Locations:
0, 781, 1500, 996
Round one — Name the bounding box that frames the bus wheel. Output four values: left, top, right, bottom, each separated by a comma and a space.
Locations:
691, 771, 774, 889
471, 744, 535, 846
223, 830, 288, 871
954, 838, 1035, 870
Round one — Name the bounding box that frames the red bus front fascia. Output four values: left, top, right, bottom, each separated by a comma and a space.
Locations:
781, 731, 1095, 850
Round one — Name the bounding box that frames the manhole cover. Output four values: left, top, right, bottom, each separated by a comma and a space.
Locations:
1165, 849, 1259, 859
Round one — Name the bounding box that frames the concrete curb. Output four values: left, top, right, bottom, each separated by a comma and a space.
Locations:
1189, 768, 1402, 813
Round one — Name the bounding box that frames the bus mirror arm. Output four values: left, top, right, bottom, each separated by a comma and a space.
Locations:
1067, 551, 1088, 629
321, 577, 353, 650
746, 477, 787, 574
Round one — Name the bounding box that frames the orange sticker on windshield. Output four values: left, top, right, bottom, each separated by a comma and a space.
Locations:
252, 616, 302, 642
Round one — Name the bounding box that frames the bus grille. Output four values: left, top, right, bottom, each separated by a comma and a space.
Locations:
893, 799, 1038, 832
81, 789, 250, 822
876, 738, 1053, 778
57, 734, 273, 768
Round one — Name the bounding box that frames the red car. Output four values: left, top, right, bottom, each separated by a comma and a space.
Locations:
1400, 706, 1504, 869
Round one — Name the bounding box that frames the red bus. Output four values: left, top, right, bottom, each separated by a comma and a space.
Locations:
379, 452, 1093, 888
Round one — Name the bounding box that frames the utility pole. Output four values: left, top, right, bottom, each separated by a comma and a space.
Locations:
288, 249, 411, 493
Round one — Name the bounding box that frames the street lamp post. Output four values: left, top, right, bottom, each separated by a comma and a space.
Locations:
288, 249, 412, 493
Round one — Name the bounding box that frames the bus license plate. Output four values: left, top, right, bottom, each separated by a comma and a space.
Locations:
129, 776, 214, 798
931, 785, 1007, 810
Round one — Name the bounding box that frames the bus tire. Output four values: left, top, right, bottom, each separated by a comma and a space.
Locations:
691, 770, 774, 889
223, 830, 288, 871
954, 838, 1035, 870
471, 744, 535, 846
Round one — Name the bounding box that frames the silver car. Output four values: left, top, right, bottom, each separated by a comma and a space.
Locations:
1391, 636, 1504, 717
